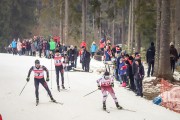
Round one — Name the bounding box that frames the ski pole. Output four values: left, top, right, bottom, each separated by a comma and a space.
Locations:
83, 89, 99, 97
19, 82, 28, 96
66, 66, 70, 89
51, 54, 53, 89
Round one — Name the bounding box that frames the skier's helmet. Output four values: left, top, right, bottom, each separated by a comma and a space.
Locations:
35, 59, 40, 64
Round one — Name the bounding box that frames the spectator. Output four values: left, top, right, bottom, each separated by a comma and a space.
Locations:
146, 42, 155, 77
134, 59, 144, 97
90, 41, 98, 58
99, 39, 105, 53
11, 38, 17, 55
31, 41, 36, 56
170, 42, 179, 73
74, 46, 78, 68
17, 38, 22, 55
81, 46, 91, 72
49, 38, 56, 56
104, 45, 112, 61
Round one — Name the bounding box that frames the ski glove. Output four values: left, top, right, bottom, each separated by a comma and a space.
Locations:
26, 77, 30, 82
98, 85, 101, 90
111, 83, 114, 87
46, 77, 49, 82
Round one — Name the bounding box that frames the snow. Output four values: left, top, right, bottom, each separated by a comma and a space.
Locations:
0, 53, 180, 120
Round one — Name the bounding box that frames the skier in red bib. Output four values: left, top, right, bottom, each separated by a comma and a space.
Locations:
53, 49, 65, 91
97, 71, 122, 110
26, 59, 56, 105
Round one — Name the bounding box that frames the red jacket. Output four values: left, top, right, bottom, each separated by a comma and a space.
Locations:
99, 42, 105, 49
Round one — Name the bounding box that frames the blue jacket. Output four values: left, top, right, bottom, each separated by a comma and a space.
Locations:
104, 50, 111, 61
90, 44, 97, 53
11, 40, 17, 48
118, 62, 127, 75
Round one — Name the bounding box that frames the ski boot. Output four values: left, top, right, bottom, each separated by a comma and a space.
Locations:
57, 86, 60, 92
115, 102, 122, 109
103, 102, 106, 110
62, 84, 65, 89
51, 97, 56, 102
36, 99, 39, 106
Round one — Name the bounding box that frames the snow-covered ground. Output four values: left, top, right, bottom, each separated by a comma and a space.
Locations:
0, 53, 180, 120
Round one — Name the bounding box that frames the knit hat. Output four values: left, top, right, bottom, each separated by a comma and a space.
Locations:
151, 42, 154, 46
170, 42, 174, 46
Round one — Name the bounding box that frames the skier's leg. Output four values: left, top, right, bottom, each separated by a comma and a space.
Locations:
60, 67, 65, 89
101, 88, 107, 110
34, 79, 40, 101
55, 67, 60, 90
108, 87, 122, 109
40, 79, 55, 101
108, 87, 118, 103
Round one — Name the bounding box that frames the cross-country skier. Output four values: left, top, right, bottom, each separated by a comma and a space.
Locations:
97, 71, 122, 110
26, 59, 56, 105
52, 49, 65, 91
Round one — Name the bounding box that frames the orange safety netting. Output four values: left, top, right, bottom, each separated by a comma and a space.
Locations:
160, 79, 180, 113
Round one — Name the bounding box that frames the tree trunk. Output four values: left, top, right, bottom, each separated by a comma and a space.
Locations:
59, 3, 63, 44
97, 4, 101, 40
158, 0, 173, 80
154, 0, 161, 76
127, 0, 132, 52
82, 0, 87, 42
134, 0, 140, 53
112, 0, 116, 45
170, 0, 175, 43
64, 0, 69, 44
121, 7, 125, 46
93, 15, 95, 41
130, 0, 135, 54
175, 0, 180, 53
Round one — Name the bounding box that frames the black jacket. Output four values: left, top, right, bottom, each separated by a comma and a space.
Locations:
81, 50, 91, 63
134, 64, 144, 80
146, 46, 155, 63
170, 45, 179, 61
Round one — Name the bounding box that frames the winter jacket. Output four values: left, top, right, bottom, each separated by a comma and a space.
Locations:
17, 41, 22, 51
146, 45, 155, 63
31, 42, 36, 52
11, 40, 17, 48
134, 64, 144, 80
170, 45, 179, 61
81, 50, 90, 63
118, 62, 127, 75
126, 64, 133, 77
90, 44, 97, 53
99, 42, 105, 49
104, 50, 112, 61
49, 39, 56, 51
